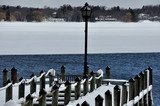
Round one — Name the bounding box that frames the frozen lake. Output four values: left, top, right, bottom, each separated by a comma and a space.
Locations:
0, 21, 160, 55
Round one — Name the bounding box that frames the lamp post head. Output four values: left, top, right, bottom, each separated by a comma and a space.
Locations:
81, 2, 92, 19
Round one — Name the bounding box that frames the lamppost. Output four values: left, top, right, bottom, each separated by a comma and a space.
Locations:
81, 3, 92, 75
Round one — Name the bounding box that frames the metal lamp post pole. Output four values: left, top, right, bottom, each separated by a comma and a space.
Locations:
84, 18, 88, 75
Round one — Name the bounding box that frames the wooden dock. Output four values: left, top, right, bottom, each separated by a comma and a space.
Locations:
0, 66, 153, 106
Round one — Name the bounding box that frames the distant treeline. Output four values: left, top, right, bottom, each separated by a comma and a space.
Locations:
0, 4, 160, 22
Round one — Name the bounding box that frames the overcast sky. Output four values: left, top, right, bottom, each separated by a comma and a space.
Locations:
1, 0, 160, 8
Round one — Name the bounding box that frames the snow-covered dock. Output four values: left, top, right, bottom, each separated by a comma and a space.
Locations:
0, 66, 153, 106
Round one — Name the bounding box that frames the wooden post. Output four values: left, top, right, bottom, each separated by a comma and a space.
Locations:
148, 67, 153, 106
134, 75, 140, 106
114, 85, 120, 106
83, 74, 89, 96
52, 84, 59, 106
90, 71, 95, 92
19, 77, 25, 99
49, 72, 53, 87
95, 95, 104, 106
39, 89, 47, 106
61, 65, 65, 81
86, 66, 90, 76
96, 74, 102, 88
75, 77, 81, 100
11, 67, 17, 84
5, 79, 12, 102
144, 70, 148, 89
105, 66, 110, 79
30, 73, 36, 94
139, 72, 144, 106
64, 80, 71, 105
129, 78, 135, 101
3, 69, 8, 86
121, 83, 127, 105
144, 70, 148, 106
134, 75, 140, 96
39, 71, 45, 90
105, 90, 112, 106
25, 94, 33, 106
148, 67, 153, 85
81, 101, 90, 106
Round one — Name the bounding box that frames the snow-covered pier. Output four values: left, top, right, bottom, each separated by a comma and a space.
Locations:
0, 66, 153, 106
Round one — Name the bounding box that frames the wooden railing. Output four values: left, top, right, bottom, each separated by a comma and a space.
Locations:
0, 66, 153, 106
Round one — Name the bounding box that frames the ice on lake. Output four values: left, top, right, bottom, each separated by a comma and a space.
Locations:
0, 21, 160, 55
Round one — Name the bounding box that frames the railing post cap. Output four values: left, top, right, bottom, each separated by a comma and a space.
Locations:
30, 73, 35, 78
148, 67, 152, 71
65, 80, 71, 86
6, 79, 11, 84
19, 77, 23, 81
95, 95, 104, 101
52, 84, 59, 91
39, 70, 44, 75
83, 74, 89, 79
39, 89, 47, 96
135, 75, 140, 79
3, 68, 8, 73
26, 94, 33, 101
76, 103, 80, 106
139, 71, 144, 75
61, 65, 65, 69
75, 77, 81, 82
11, 67, 17, 72
105, 90, 111, 95
114, 85, 120, 91
106, 66, 110, 70
81, 101, 89, 106
90, 71, 95, 75
129, 78, 135, 83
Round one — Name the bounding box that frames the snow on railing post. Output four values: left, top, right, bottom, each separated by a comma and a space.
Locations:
75, 77, 81, 100
83, 74, 89, 96
129, 78, 135, 102
105, 90, 112, 106
64, 80, 71, 105
139, 72, 144, 105
95, 95, 104, 106
105, 66, 110, 79
3, 69, 8, 86
61, 65, 65, 81
18, 77, 25, 99
90, 71, 95, 92
121, 83, 127, 105
11, 67, 17, 84
81, 101, 90, 106
51, 84, 59, 106
5, 79, 12, 102
144, 70, 148, 106
39, 71, 45, 90
30, 73, 36, 94
38, 89, 47, 106
24, 94, 33, 106
114, 85, 120, 106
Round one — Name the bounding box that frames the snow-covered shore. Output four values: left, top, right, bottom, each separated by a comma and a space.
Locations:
0, 21, 160, 55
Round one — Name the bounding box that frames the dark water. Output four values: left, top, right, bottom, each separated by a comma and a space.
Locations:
0, 53, 159, 105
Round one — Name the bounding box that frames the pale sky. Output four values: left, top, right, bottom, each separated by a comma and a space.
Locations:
0, 0, 160, 8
